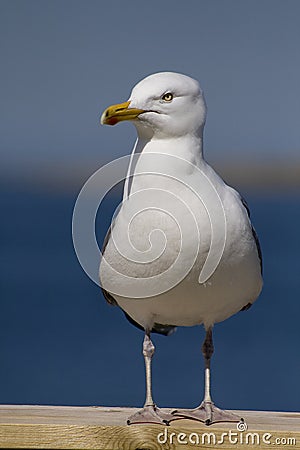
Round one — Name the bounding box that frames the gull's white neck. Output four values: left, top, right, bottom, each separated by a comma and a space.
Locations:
124, 132, 205, 199
136, 132, 204, 166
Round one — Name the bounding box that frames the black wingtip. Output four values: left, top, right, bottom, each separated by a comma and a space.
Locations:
240, 302, 252, 312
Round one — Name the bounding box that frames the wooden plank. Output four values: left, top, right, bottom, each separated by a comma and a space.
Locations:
0, 405, 299, 449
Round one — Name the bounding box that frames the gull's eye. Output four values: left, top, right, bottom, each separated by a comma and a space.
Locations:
162, 92, 173, 102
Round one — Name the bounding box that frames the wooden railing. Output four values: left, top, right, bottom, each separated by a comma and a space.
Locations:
0, 405, 299, 449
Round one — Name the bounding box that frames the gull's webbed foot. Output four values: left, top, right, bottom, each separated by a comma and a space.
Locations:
172, 401, 243, 425
127, 404, 175, 425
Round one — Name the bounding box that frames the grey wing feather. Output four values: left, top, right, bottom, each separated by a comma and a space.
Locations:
238, 194, 263, 313
240, 195, 263, 275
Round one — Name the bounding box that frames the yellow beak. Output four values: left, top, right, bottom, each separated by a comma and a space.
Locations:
100, 101, 145, 126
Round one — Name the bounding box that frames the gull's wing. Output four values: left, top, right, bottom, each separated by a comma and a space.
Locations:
239, 194, 263, 275
238, 193, 263, 312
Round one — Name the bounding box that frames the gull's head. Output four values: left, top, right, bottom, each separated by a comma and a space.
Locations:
101, 72, 206, 138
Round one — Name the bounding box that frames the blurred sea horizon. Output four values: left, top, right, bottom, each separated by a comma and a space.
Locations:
1, 157, 300, 194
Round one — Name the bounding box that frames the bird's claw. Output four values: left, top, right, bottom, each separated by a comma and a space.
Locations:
172, 401, 242, 425
127, 404, 176, 425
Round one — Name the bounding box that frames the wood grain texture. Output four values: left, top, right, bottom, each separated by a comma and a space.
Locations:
0, 405, 299, 449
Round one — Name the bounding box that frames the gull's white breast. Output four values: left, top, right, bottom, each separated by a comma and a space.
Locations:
100, 150, 262, 330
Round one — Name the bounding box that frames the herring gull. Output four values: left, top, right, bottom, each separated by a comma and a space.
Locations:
99, 72, 263, 425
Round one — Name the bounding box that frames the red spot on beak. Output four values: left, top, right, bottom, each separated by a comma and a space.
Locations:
107, 117, 119, 126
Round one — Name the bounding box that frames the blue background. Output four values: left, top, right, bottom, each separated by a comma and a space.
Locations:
1, 0, 299, 412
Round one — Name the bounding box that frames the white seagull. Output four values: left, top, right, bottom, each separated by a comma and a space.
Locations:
99, 72, 263, 425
